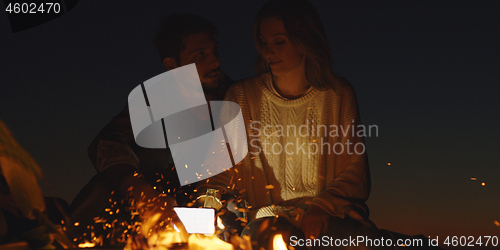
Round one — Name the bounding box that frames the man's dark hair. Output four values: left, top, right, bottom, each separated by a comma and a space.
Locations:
152, 13, 218, 64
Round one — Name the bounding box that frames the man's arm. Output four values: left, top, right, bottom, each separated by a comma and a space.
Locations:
87, 106, 156, 204
87, 107, 182, 231
88, 106, 138, 170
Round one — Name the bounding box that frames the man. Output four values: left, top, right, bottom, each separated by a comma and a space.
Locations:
68, 13, 232, 244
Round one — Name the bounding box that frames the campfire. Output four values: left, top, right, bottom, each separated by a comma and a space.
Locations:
69, 203, 294, 250
69, 195, 257, 250
0, 121, 289, 250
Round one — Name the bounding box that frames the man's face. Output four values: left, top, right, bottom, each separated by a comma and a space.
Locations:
179, 32, 220, 90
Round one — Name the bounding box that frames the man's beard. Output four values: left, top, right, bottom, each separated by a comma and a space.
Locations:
201, 68, 221, 93
202, 83, 219, 96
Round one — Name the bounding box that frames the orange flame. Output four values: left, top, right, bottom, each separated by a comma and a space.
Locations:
217, 216, 225, 230
273, 234, 287, 250
78, 242, 95, 248
188, 234, 233, 250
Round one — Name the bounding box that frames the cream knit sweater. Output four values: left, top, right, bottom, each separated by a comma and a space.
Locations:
201, 73, 370, 221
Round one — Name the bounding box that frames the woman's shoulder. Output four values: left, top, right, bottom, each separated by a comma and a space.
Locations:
327, 76, 357, 98
224, 74, 272, 104
231, 74, 267, 89
227, 74, 268, 95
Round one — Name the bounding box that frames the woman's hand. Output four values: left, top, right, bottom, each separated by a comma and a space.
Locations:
300, 204, 330, 240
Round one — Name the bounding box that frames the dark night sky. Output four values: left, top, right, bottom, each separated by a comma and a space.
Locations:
1, 0, 499, 241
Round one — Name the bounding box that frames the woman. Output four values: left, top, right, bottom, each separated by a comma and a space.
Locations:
201, 0, 382, 248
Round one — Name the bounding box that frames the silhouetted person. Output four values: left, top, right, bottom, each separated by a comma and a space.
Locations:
68, 13, 233, 246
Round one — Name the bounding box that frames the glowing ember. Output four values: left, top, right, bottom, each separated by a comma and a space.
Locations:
272, 234, 287, 250
217, 216, 225, 230
387, 162, 391, 166
470, 177, 476, 181
494, 220, 500, 227
482, 182, 486, 186
188, 234, 233, 250
78, 242, 96, 248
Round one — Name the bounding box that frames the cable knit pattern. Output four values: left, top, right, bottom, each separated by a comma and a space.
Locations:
261, 75, 320, 201
198, 73, 370, 221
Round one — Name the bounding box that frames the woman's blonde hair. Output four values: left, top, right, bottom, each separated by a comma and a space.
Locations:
253, 0, 340, 90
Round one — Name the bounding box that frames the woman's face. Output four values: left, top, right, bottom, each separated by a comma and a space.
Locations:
259, 17, 305, 77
